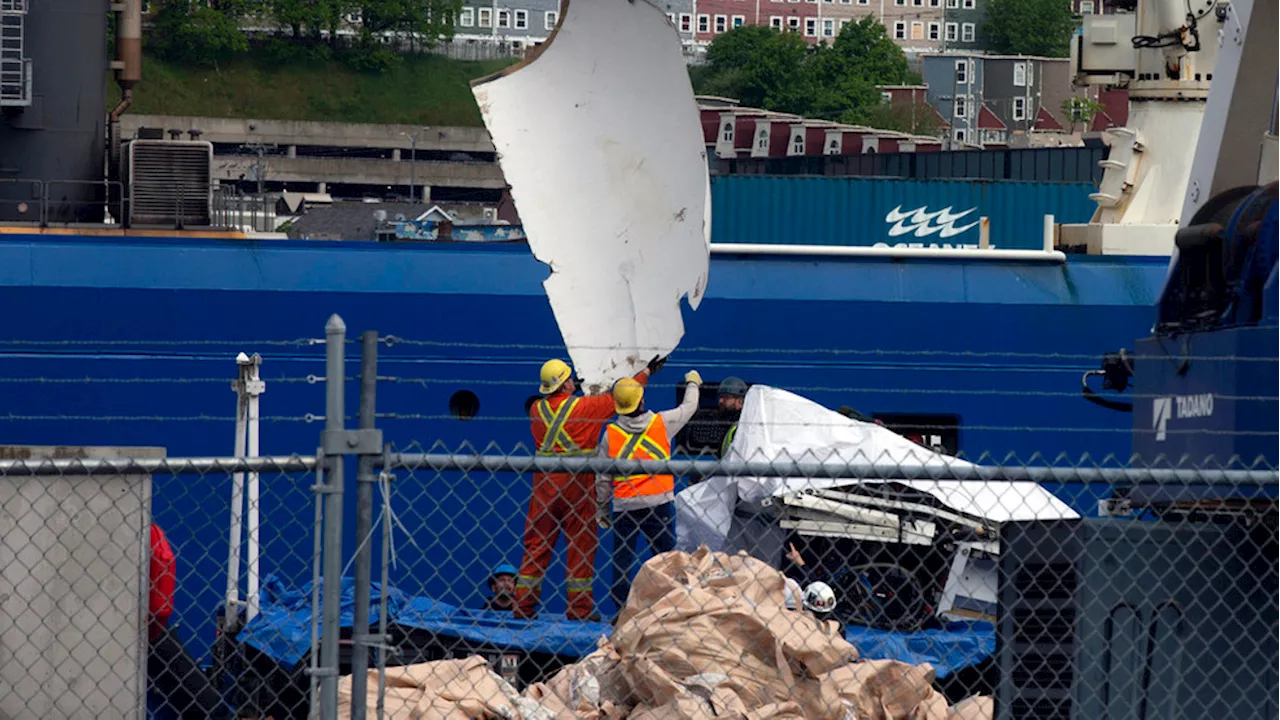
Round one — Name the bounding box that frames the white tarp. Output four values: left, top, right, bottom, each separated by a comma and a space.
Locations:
675, 386, 1080, 556
471, 0, 711, 394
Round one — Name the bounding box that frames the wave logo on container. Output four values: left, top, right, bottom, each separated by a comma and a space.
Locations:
885, 205, 982, 239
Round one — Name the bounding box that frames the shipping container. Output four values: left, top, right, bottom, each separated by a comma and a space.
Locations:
712, 146, 1108, 184
710, 176, 1098, 250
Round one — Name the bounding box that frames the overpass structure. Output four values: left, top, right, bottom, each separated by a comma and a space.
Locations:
119, 114, 509, 201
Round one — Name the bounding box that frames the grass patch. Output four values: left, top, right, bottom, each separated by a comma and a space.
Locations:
111, 49, 517, 125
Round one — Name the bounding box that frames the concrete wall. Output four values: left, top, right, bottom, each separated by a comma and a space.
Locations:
119, 115, 497, 154
213, 155, 507, 190
0, 445, 163, 720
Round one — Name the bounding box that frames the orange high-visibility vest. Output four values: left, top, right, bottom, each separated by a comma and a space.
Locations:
604, 414, 674, 499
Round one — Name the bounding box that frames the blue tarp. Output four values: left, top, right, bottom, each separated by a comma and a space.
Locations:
844, 621, 995, 679
239, 577, 994, 678
238, 576, 408, 668
395, 596, 610, 658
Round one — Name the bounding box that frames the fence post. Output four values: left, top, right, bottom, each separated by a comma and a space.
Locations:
350, 330, 379, 720
319, 314, 346, 720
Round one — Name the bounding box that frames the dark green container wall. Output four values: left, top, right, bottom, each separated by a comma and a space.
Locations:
710, 176, 1098, 250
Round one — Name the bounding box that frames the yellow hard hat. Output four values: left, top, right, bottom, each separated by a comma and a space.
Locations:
613, 377, 644, 414
539, 359, 573, 395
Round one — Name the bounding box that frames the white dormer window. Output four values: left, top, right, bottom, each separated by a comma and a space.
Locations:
1013, 62, 1027, 86
756, 129, 769, 150
721, 122, 734, 143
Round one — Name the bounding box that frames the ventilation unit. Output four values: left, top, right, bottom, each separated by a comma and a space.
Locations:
123, 140, 214, 226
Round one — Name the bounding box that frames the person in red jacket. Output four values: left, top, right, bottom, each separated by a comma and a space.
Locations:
148, 524, 236, 720
513, 355, 666, 620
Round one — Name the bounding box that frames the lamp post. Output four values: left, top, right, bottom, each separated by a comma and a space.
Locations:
400, 128, 427, 202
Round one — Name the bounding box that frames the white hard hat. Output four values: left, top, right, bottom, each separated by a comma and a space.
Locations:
784, 578, 803, 611
803, 581, 837, 614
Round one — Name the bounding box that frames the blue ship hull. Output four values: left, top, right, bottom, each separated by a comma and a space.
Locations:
0, 232, 1169, 659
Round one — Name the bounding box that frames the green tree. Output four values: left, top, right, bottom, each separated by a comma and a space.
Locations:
267, 0, 349, 39
1062, 95, 1104, 132
983, 0, 1078, 57
862, 100, 945, 136
361, 0, 462, 51
827, 17, 914, 86
699, 25, 813, 113
694, 20, 916, 122
804, 18, 915, 124
147, 0, 249, 66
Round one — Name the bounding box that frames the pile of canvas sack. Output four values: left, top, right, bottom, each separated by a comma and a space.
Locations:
338, 548, 993, 719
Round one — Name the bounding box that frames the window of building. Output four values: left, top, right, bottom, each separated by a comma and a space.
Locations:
858, 0, 869, 4
954, 128, 967, 143
911, 21, 924, 39
788, 15, 801, 30
956, 58, 968, 83
732, 14, 745, 26
756, 129, 769, 150
544, 10, 557, 29
981, 129, 1007, 145
961, 22, 974, 41
477, 7, 492, 26
459, 7, 474, 26
714, 14, 727, 32
822, 18, 835, 36
1080, 0, 1094, 12
790, 133, 804, 154
680, 13, 692, 31
496, 8, 510, 27
954, 95, 967, 118
697, 13, 710, 31
881, 91, 893, 103
513, 9, 527, 29
721, 122, 734, 143
666, 12, 675, 24
840, 18, 850, 28
946, 0, 958, 6
913, 0, 922, 5
893, 20, 906, 38
895, 0, 905, 5
804, 17, 817, 35
770, 15, 783, 27
1013, 61, 1027, 86
928, 21, 940, 40
962, 0, 974, 6
945, 22, 957, 41
930, 0, 940, 6
1013, 96, 1027, 120
826, 137, 840, 154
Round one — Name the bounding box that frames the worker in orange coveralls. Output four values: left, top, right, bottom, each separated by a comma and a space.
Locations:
513, 354, 667, 620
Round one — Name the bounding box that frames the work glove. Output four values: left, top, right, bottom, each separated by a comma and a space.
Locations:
684, 370, 703, 386
646, 354, 669, 375
596, 505, 612, 530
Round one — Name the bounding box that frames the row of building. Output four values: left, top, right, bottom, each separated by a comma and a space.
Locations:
448, 0, 1106, 58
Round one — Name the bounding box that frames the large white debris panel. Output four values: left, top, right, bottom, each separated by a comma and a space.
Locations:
472, 0, 711, 393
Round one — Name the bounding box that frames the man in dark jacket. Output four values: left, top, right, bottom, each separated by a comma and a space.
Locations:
148, 524, 236, 720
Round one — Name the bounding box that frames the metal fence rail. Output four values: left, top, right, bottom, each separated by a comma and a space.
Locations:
0, 316, 1276, 720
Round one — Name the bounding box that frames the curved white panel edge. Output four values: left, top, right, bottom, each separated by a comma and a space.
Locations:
472, 0, 711, 395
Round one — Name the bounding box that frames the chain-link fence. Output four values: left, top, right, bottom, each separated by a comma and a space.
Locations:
0, 317, 1275, 720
